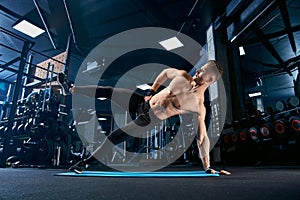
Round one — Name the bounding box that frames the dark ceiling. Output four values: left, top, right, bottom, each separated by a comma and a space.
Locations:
0, 0, 229, 85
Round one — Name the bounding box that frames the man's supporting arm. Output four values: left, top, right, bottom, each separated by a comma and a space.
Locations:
196, 107, 211, 171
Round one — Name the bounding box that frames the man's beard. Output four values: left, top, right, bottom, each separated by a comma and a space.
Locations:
194, 77, 204, 86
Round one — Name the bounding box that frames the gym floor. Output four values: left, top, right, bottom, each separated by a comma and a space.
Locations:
0, 165, 299, 200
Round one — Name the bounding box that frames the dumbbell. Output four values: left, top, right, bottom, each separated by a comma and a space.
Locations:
288, 96, 300, 107
238, 129, 248, 142
221, 133, 230, 145
275, 101, 285, 112
249, 126, 260, 141
274, 118, 289, 144
289, 115, 300, 133
275, 96, 299, 112
259, 122, 273, 139
230, 131, 239, 143
274, 118, 288, 134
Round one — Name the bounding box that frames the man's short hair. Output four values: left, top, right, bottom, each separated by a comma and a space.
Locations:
208, 60, 224, 76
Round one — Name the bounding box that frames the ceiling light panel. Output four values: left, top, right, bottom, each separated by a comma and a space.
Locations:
12, 20, 45, 38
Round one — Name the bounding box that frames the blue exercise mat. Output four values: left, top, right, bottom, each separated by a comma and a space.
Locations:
54, 171, 219, 177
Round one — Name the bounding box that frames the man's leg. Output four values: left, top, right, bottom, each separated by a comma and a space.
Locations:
58, 72, 144, 111
73, 85, 144, 114
69, 113, 151, 173
90, 113, 150, 158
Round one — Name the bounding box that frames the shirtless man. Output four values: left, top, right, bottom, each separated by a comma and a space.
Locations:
58, 60, 230, 175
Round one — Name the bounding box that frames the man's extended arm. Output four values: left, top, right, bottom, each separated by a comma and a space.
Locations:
150, 68, 193, 92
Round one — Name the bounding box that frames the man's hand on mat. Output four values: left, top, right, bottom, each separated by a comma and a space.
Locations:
205, 168, 231, 175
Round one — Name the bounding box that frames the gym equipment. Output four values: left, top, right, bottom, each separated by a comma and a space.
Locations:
238, 129, 248, 142
248, 126, 260, 141
287, 96, 300, 108
274, 118, 288, 134
259, 122, 273, 139
230, 131, 239, 143
5, 156, 20, 167
219, 95, 300, 165
275, 96, 299, 112
289, 115, 300, 133
274, 118, 289, 144
221, 133, 230, 145
55, 170, 219, 177
275, 100, 286, 112
1, 84, 74, 167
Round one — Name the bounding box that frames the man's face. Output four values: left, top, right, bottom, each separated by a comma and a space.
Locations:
193, 62, 220, 86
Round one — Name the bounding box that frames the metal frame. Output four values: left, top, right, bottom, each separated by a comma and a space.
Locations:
32, 0, 57, 49
0, 28, 64, 87
0, 41, 30, 167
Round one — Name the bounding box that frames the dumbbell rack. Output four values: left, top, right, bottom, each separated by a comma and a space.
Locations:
220, 100, 300, 165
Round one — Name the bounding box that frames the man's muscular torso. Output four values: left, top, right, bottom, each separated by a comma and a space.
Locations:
149, 75, 206, 120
